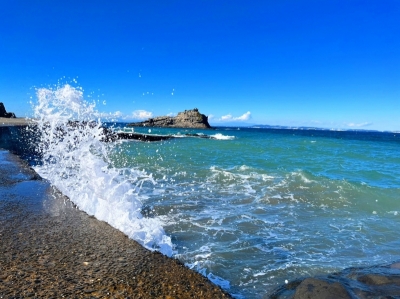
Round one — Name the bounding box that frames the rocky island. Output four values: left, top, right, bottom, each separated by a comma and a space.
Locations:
128, 108, 212, 129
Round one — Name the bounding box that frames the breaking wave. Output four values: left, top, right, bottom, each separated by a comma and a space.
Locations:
32, 84, 173, 256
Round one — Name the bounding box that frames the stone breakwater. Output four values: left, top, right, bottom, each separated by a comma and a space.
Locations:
128, 108, 212, 129
0, 149, 233, 298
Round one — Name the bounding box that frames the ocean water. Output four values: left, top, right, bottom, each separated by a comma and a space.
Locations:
31, 85, 400, 298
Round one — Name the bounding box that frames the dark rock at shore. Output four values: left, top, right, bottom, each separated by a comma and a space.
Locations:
0, 102, 16, 118
292, 278, 351, 299
128, 108, 212, 129
109, 132, 173, 142
267, 261, 400, 299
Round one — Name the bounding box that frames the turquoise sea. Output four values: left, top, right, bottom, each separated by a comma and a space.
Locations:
109, 126, 400, 298
26, 85, 400, 298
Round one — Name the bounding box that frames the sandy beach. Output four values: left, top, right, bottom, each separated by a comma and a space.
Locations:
0, 149, 232, 298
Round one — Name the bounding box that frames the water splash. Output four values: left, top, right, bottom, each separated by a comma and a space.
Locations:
32, 84, 173, 256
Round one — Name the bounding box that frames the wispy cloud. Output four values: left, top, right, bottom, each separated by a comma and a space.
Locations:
132, 110, 153, 119
95, 111, 123, 119
235, 111, 251, 121
218, 111, 251, 122
221, 114, 233, 121
95, 110, 153, 121
346, 122, 373, 128
113, 111, 123, 118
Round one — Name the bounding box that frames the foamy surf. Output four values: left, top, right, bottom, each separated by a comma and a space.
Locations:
211, 133, 235, 140
170, 132, 235, 140
27, 83, 400, 299
32, 84, 173, 256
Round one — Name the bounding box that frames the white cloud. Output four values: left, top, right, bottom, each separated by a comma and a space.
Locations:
346, 122, 373, 128
221, 114, 233, 121
132, 110, 153, 119
113, 111, 123, 117
235, 111, 251, 121
95, 109, 153, 121
95, 111, 123, 119
218, 111, 251, 122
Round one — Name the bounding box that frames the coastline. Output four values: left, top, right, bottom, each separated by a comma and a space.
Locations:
0, 149, 232, 298
2, 120, 400, 298
0, 117, 35, 127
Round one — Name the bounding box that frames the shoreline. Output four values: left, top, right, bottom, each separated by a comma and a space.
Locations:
0, 117, 35, 127
0, 149, 232, 298
2, 122, 400, 298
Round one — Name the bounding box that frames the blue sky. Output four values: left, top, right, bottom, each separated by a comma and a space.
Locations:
1, 0, 399, 131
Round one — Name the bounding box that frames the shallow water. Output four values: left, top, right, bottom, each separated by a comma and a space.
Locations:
30, 85, 400, 298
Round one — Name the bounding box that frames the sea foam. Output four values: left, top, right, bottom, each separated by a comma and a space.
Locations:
32, 84, 173, 256
211, 133, 235, 140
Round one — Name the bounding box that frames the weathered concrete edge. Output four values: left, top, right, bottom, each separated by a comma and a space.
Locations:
0, 148, 233, 298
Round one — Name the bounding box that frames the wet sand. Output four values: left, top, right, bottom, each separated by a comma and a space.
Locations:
0, 149, 232, 298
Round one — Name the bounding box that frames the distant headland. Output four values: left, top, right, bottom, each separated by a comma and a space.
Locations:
0, 102, 16, 118
0, 103, 35, 127
127, 108, 212, 129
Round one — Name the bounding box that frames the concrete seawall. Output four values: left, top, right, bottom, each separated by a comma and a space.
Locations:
0, 146, 232, 298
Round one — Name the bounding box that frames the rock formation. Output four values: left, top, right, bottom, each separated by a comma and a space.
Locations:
127, 108, 211, 129
0, 103, 16, 118
268, 260, 400, 299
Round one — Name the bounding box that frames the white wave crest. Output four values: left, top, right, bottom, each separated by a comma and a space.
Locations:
211, 133, 235, 140
32, 84, 173, 256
